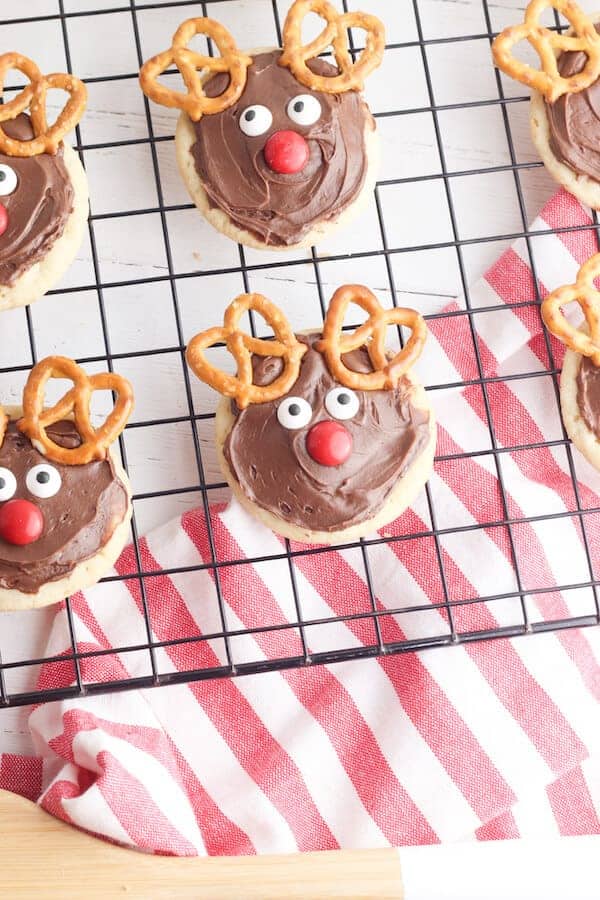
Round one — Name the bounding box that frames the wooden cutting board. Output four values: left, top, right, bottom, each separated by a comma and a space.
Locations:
0, 788, 403, 899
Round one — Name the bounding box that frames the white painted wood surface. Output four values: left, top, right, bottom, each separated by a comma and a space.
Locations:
0, 0, 582, 751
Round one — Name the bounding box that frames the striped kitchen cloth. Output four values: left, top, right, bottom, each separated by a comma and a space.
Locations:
1, 187, 600, 855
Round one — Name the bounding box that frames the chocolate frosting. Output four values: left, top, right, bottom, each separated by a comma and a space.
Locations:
191, 50, 373, 246
0, 114, 74, 286
546, 24, 600, 180
0, 420, 128, 593
223, 335, 430, 532
576, 355, 600, 438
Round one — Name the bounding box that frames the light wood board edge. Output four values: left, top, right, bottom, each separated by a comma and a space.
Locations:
0, 789, 404, 899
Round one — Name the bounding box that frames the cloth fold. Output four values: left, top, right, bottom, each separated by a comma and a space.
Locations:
1, 188, 600, 855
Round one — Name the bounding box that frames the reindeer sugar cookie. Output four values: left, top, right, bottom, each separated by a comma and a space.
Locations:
186, 286, 435, 544
0, 358, 133, 610
139, 0, 384, 250
0, 53, 89, 310
492, 0, 600, 209
542, 252, 600, 469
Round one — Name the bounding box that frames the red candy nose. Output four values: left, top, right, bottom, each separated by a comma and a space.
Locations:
264, 130, 310, 174
0, 499, 44, 546
0, 202, 8, 238
306, 420, 353, 467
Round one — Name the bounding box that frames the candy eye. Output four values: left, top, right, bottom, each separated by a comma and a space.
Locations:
325, 387, 360, 421
26, 464, 62, 499
0, 468, 16, 502
239, 104, 273, 136
286, 94, 322, 126
277, 396, 312, 430
0, 164, 17, 196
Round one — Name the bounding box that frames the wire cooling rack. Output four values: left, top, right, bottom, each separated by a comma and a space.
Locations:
0, 0, 599, 709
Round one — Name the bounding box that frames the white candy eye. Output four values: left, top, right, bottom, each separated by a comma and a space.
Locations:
277, 396, 312, 430
286, 94, 322, 126
26, 464, 62, 499
0, 468, 16, 502
325, 387, 360, 421
0, 164, 17, 196
239, 104, 273, 136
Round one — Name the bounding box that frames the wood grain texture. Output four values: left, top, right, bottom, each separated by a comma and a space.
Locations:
0, 789, 403, 899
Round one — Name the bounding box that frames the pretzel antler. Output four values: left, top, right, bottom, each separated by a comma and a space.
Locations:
279, 0, 385, 94
139, 18, 253, 122
17, 357, 134, 466
186, 294, 308, 409
315, 285, 427, 391
541, 253, 600, 365
491, 0, 600, 103
0, 53, 87, 157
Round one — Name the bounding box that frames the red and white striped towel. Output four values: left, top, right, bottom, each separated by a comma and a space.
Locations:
1, 188, 600, 855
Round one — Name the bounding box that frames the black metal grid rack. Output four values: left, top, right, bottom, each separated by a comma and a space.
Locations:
0, 0, 599, 709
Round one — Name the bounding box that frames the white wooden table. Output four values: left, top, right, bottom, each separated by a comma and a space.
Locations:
0, 0, 576, 753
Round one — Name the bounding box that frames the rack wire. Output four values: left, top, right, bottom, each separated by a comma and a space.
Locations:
0, 0, 599, 709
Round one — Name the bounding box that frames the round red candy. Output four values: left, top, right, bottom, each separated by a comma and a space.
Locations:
0, 499, 44, 546
263, 130, 309, 175
305, 420, 353, 467
0, 203, 8, 238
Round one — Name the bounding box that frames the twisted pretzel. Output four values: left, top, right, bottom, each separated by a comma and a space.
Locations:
315, 285, 427, 391
279, 0, 385, 94
0, 53, 87, 157
541, 253, 600, 365
17, 357, 134, 466
492, 0, 600, 103
186, 294, 308, 409
139, 18, 253, 122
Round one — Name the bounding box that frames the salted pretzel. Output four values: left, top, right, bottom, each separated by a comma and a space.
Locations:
139, 18, 253, 121
279, 0, 385, 94
17, 357, 134, 466
541, 252, 600, 366
186, 294, 308, 409
0, 53, 87, 157
492, 0, 600, 103
315, 285, 427, 391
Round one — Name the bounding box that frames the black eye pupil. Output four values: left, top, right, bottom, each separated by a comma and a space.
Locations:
293, 100, 305, 113
244, 109, 256, 121
0, 171, 6, 182
288, 403, 301, 416
338, 393, 351, 405
36, 471, 50, 484
0, 477, 5, 489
